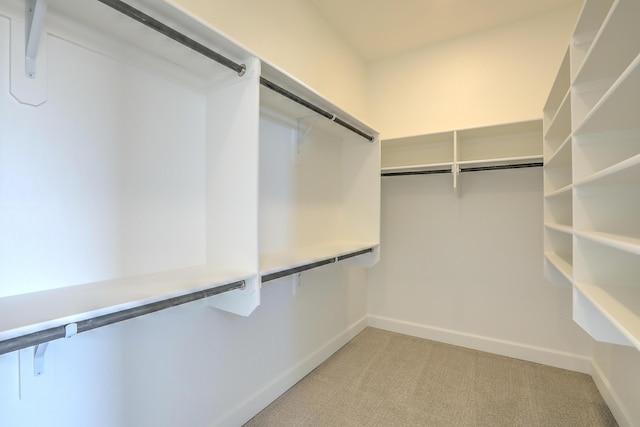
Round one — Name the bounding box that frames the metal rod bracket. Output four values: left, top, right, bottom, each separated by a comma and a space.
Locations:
33, 342, 48, 376
25, 0, 48, 79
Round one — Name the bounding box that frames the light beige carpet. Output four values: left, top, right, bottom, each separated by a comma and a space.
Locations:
245, 327, 617, 426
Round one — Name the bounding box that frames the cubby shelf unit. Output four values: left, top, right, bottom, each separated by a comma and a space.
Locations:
543, 0, 640, 351
0, 0, 379, 355
381, 119, 543, 189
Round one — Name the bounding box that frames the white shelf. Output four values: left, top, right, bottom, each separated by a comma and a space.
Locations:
0, 267, 253, 342
573, 130, 640, 183
574, 282, 640, 350
573, 0, 640, 88
457, 155, 542, 168
545, 223, 573, 235
570, 0, 614, 81
544, 252, 574, 283
457, 120, 541, 161
381, 162, 453, 174
544, 183, 572, 199
382, 131, 453, 170
574, 53, 640, 136
575, 230, 640, 257
543, 49, 570, 131
545, 135, 571, 167
260, 241, 378, 278
574, 152, 640, 188
381, 120, 542, 186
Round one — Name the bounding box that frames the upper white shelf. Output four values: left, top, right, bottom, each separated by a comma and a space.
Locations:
570, 0, 614, 81
544, 135, 571, 168
545, 223, 573, 235
574, 53, 640, 136
381, 119, 542, 180
574, 281, 640, 350
543, 49, 570, 126
573, 0, 640, 88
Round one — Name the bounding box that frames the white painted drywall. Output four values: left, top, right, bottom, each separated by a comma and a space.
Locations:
366, 6, 581, 139
172, 0, 370, 122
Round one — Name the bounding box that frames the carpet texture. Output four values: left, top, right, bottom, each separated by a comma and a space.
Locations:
244, 327, 617, 426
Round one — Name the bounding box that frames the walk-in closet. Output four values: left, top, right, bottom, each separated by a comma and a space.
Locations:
1, 0, 638, 426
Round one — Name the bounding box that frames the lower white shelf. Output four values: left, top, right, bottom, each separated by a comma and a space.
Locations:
260, 241, 378, 282
0, 266, 255, 353
573, 281, 640, 350
544, 252, 573, 283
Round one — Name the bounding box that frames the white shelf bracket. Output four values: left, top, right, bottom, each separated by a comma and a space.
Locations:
33, 342, 48, 376
296, 115, 320, 146
291, 273, 302, 295
25, 0, 48, 79
10, 0, 48, 106
31, 323, 76, 376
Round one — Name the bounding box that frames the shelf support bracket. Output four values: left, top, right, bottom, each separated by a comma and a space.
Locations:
25, 0, 48, 79
33, 342, 48, 376
10, 0, 48, 106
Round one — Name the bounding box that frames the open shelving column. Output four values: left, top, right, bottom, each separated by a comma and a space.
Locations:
543, 0, 640, 350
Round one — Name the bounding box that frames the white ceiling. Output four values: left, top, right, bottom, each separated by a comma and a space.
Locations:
306, 0, 581, 61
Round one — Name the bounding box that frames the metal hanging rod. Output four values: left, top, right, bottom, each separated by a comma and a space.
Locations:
459, 162, 542, 173
96, 0, 246, 76
382, 169, 451, 177
260, 77, 375, 142
382, 162, 542, 177
261, 247, 375, 283
0, 280, 245, 356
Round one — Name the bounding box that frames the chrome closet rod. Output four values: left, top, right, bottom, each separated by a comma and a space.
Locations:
261, 247, 375, 283
96, 0, 246, 76
0, 280, 245, 356
259, 77, 375, 142
381, 162, 542, 177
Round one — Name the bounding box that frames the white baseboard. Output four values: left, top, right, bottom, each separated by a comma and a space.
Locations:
368, 315, 592, 374
211, 315, 369, 427
591, 358, 634, 427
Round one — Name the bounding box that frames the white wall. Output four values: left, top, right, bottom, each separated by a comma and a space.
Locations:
593, 341, 640, 426
172, 0, 370, 122
368, 170, 594, 372
367, 6, 581, 138
121, 266, 368, 427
